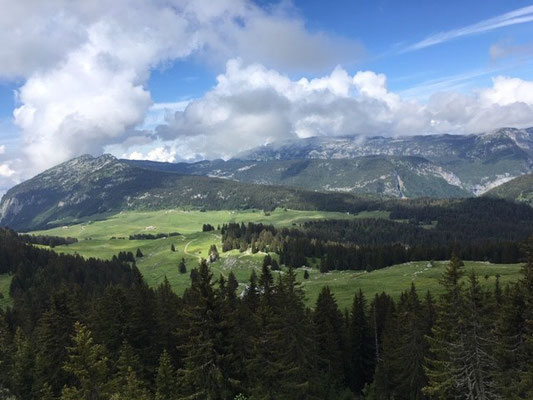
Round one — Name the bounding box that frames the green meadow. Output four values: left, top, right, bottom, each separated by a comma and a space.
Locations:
28, 208, 523, 310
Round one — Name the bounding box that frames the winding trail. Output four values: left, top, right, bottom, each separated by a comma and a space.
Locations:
184, 239, 202, 261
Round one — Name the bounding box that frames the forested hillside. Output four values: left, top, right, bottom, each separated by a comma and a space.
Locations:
221, 198, 533, 270
0, 228, 532, 399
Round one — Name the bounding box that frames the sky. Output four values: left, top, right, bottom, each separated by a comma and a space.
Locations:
1, 0, 533, 194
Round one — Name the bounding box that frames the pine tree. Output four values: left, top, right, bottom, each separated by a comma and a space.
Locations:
348, 290, 374, 395
171, 244, 176, 252
518, 236, 533, 397
155, 350, 177, 400
10, 327, 34, 400
303, 270, 310, 279
179, 258, 187, 274
258, 264, 274, 305
391, 284, 429, 400
0, 313, 11, 397
262, 254, 272, 269
424, 253, 465, 399
243, 270, 260, 313
108, 340, 151, 399
320, 258, 328, 273
176, 259, 238, 399
454, 271, 500, 399
60, 322, 110, 400
109, 367, 151, 400
209, 244, 219, 263
34, 291, 77, 396
111, 340, 143, 390
314, 286, 346, 397
136, 248, 143, 258
154, 277, 181, 363
228, 271, 239, 295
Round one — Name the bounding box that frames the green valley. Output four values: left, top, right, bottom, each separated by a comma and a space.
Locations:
30, 208, 522, 309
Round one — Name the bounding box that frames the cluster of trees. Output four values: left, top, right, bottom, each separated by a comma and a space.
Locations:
202, 224, 216, 232
16, 233, 78, 248
221, 213, 530, 270
129, 232, 180, 240
1, 227, 532, 399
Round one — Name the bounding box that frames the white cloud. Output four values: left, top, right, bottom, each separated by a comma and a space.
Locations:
124, 146, 177, 163
0, 145, 4, 155
405, 5, 533, 52
155, 60, 533, 159
0, 163, 15, 178
3, 0, 361, 176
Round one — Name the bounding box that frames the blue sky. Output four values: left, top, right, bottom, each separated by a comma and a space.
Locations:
1, 0, 533, 191
145, 0, 533, 103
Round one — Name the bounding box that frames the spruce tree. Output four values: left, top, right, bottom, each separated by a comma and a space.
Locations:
111, 340, 143, 390
243, 270, 260, 313
60, 322, 110, 400
314, 286, 346, 397
109, 367, 151, 400
391, 284, 429, 400
171, 244, 176, 252
10, 328, 34, 400
176, 259, 238, 399
424, 253, 465, 399
348, 290, 374, 395
155, 350, 177, 400
178, 258, 187, 274
136, 248, 143, 258
154, 277, 181, 363
455, 271, 500, 399
518, 237, 533, 397
0, 313, 11, 397
34, 291, 77, 396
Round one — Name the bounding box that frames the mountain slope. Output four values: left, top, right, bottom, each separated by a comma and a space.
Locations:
484, 173, 533, 206
127, 156, 471, 198
235, 127, 533, 194
0, 155, 379, 231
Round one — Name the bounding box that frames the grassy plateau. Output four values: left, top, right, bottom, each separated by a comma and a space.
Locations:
28, 208, 522, 309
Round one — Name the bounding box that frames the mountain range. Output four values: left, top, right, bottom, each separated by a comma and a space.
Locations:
2, 127, 533, 230
130, 127, 533, 196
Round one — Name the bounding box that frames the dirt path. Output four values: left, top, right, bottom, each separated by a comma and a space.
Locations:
184, 239, 202, 260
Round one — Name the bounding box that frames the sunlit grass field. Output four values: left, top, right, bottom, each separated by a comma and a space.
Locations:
25, 208, 523, 310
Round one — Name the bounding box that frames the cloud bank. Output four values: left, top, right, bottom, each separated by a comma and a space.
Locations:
2, 0, 361, 176
2, 0, 533, 190
143, 59, 533, 160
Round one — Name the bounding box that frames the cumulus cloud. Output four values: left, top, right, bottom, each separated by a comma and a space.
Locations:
124, 146, 177, 163
0, 163, 15, 178
155, 59, 533, 159
3, 0, 361, 175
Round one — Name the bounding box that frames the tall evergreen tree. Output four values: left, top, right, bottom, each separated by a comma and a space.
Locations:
10, 328, 34, 400
60, 322, 110, 400
0, 313, 11, 397
392, 284, 430, 400
155, 350, 177, 400
34, 291, 77, 396
424, 253, 465, 399
348, 290, 374, 395
177, 259, 238, 399
314, 286, 346, 398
